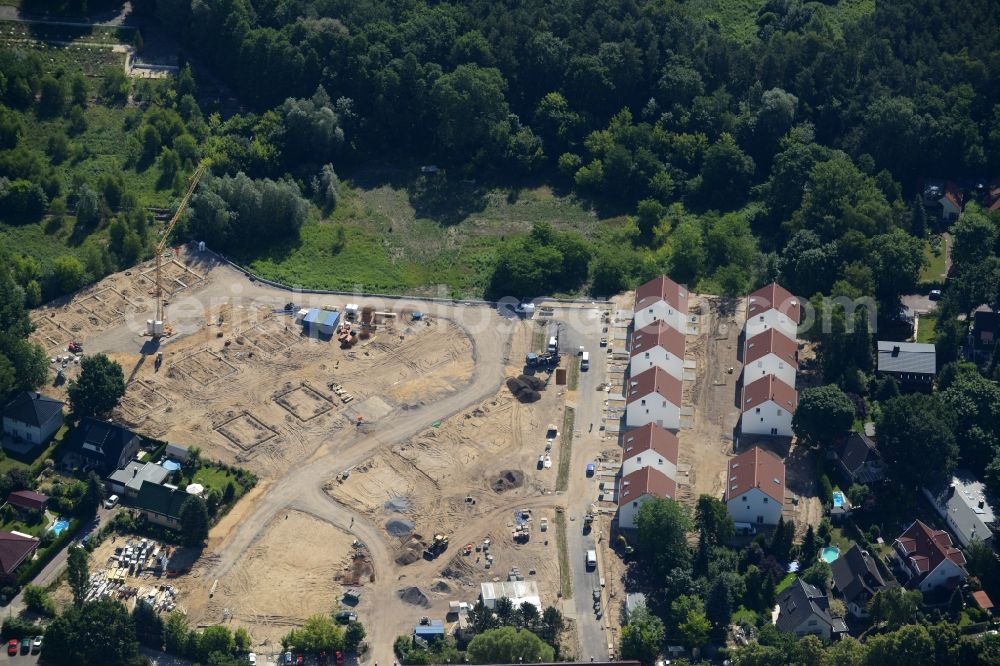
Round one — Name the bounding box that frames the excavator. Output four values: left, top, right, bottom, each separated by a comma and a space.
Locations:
146, 163, 208, 338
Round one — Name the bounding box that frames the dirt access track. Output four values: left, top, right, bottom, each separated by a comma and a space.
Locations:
31, 246, 572, 662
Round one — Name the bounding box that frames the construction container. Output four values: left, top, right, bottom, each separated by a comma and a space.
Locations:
555, 368, 567, 385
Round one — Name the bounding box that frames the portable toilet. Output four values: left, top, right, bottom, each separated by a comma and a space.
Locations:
412, 311, 423, 321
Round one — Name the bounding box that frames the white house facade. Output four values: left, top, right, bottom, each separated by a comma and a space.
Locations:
745, 282, 800, 340
633, 276, 688, 333
625, 367, 682, 430
620, 423, 678, 480
629, 320, 686, 379
740, 375, 797, 437
724, 446, 785, 526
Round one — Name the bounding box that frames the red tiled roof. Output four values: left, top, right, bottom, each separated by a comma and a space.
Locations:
621, 423, 679, 466
630, 321, 686, 360
619, 467, 676, 503
944, 181, 962, 209
634, 276, 688, 316
895, 519, 968, 577
990, 198, 1000, 212
0, 531, 39, 577
744, 328, 798, 367
974, 590, 994, 611
626, 367, 682, 406
6, 490, 48, 512
724, 446, 785, 504
742, 374, 797, 413
747, 282, 801, 324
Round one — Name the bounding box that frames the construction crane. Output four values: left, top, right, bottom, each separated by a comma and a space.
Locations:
147, 164, 207, 338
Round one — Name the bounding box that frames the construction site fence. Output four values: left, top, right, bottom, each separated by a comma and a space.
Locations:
206, 245, 615, 308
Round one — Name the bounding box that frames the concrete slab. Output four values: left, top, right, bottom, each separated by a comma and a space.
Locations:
680, 406, 695, 416
683, 359, 697, 369
679, 417, 694, 429
683, 371, 697, 381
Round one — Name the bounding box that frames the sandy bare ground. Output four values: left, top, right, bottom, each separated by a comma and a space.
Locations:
183, 510, 358, 644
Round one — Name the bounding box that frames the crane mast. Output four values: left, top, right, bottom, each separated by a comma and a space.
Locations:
147, 164, 207, 338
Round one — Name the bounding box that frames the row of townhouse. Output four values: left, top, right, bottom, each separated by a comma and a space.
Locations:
723, 283, 800, 529
617, 276, 687, 530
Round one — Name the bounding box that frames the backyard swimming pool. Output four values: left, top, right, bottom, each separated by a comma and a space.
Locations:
832, 491, 845, 508
161, 459, 181, 472
50, 518, 70, 536
821, 546, 841, 563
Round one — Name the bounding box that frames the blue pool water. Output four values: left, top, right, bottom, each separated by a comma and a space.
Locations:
821, 546, 841, 563
50, 519, 70, 536
161, 459, 181, 472
832, 491, 845, 508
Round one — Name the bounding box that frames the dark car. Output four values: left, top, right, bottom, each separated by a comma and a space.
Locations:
21, 636, 31, 654
334, 610, 358, 624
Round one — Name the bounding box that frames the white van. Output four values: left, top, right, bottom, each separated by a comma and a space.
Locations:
586, 549, 597, 570
580, 351, 590, 371
548, 336, 558, 353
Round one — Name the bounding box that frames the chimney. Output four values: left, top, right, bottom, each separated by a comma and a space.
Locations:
892, 346, 901, 356
980, 500, 986, 509
133, 468, 138, 477
948, 483, 956, 498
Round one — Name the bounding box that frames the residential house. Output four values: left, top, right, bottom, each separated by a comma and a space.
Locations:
632, 276, 688, 333
625, 366, 682, 430
893, 519, 968, 592
0, 531, 40, 582
973, 591, 995, 616
831, 432, 886, 486
740, 374, 797, 437
775, 578, 847, 640
65, 418, 141, 475
620, 423, 678, 480
745, 282, 800, 340
974, 309, 999, 349
922, 470, 996, 548
629, 320, 686, 379
2, 391, 64, 447
617, 467, 676, 530
831, 545, 893, 617
6, 490, 48, 516
134, 480, 188, 530
743, 328, 798, 388
724, 446, 785, 526
876, 341, 936, 388
107, 461, 170, 500
922, 180, 963, 223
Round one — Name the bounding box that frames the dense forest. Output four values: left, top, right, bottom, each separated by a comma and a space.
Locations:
1, 0, 999, 303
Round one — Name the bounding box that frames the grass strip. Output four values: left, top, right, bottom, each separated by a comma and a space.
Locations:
556, 407, 575, 492
554, 511, 572, 599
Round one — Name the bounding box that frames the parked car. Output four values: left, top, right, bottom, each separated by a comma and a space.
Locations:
335, 610, 358, 624
104, 494, 119, 509
7, 639, 17, 656
284, 651, 294, 665
20, 636, 30, 654
248, 653, 256, 665
32, 635, 42, 653
586, 463, 596, 477
929, 289, 942, 301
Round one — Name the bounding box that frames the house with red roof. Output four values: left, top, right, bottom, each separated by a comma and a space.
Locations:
922, 179, 963, 223
625, 366, 682, 430
0, 531, 39, 582
632, 276, 688, 333
6, 490, 48, 515
740, 374, 797, 437
892, 519, 968, 592
745, 282, 800, 340
621, 423, 678, 480
629, 321, 686, 379
724, 446, 785, 526
617, 467, 676, 530
743, 328, 798, 388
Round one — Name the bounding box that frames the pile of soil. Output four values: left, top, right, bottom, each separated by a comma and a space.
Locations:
491, 469, 524, 493
385, 519, 415, 537
506, 377, 540, 403
398, 586, 430, 607
431, 580, 452, 594
395, 535, 425, 565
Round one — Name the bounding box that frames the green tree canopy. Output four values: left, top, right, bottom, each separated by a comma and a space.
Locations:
619, 607, 665, 661
792, 385, 855, 446
876, 393, 958, 489
68, 353, 126, 418
635, 497, 692, 579
466, 626, 554, 664
179, 495, 210, 547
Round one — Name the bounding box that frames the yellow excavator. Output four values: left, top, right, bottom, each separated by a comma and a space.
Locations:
146, 163, 207, 338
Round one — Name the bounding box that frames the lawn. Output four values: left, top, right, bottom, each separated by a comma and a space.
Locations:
916, 315, 938, 343
240, 179, 605, 298
0, 426, 66, 475
567, 357, 580, 391
920, 237, 947, 282
553, 511, 572, 599
775, 572, 796, 594
189, 464, 241, 497
0, 513, 49, 538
